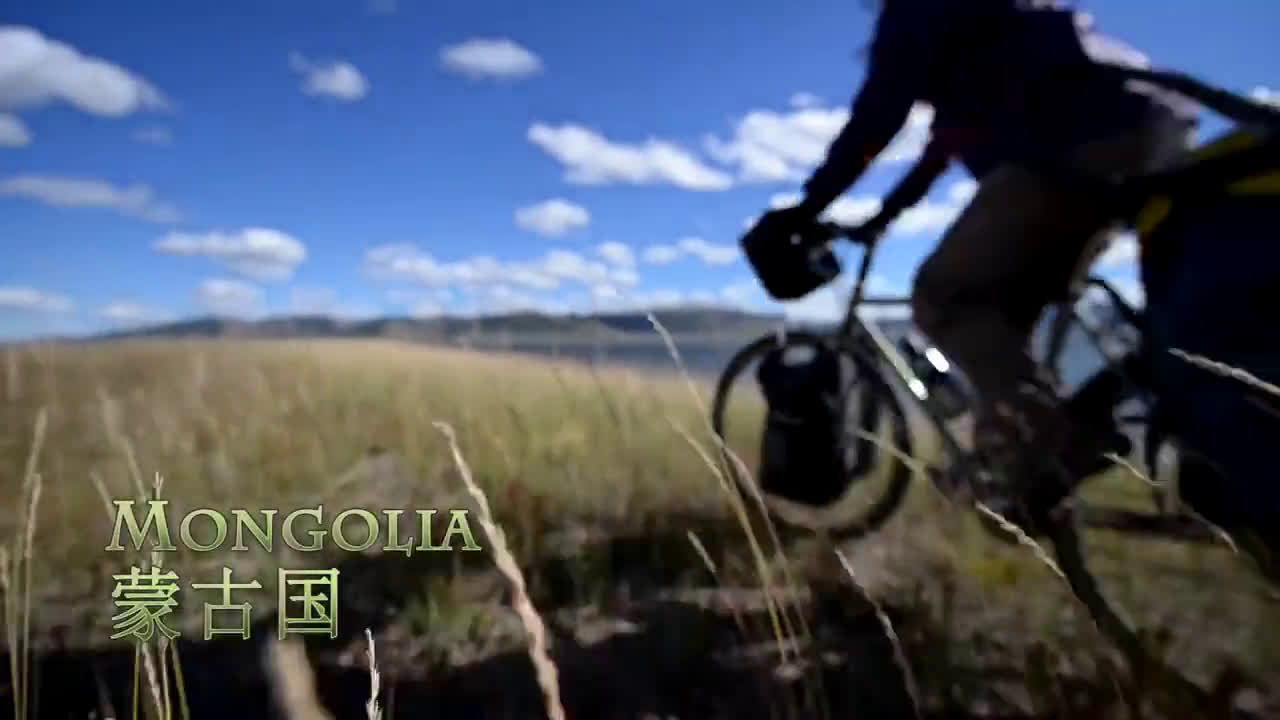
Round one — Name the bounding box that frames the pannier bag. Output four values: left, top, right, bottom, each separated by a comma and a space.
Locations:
755, 343, 850, 507
1137, 127, 1280, 535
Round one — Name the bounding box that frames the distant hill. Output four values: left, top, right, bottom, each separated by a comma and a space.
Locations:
87, 307, 818, 345
67, 295, 1126, 393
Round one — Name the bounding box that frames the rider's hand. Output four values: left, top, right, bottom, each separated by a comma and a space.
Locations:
741, 204, 839, 301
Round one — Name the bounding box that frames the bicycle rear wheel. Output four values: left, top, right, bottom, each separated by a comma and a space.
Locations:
709, 329, 914, 541
1030, 300, 1269, 713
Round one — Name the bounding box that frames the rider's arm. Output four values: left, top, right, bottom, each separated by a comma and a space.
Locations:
862, 136, 950, 235
797, 0, 929, 218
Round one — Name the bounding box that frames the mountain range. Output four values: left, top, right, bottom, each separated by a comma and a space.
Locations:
89, 307, 821, 344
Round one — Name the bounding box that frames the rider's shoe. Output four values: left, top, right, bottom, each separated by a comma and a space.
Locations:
966, 385, 1124, 541
969, 433, 1054, 541
1061, 366, 1134, 474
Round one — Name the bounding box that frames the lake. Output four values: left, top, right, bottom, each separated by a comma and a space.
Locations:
460, 314, 1120, 395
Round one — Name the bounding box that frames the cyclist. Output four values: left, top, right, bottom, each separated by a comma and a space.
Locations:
742, 0, 1196, 532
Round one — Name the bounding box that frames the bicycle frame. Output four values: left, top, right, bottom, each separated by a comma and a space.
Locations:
829, 231, 1222, 542
830, 234, 972, 465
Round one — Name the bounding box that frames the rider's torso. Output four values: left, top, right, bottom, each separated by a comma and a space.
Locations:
895, 0, 1168, 176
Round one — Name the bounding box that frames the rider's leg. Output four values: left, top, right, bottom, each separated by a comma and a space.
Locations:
911, 109, 1193, 526
910, 166, 1114, 517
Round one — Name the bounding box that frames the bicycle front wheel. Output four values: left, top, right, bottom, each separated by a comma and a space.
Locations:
709, 329, 914, 542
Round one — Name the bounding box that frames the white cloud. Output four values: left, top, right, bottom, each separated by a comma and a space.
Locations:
893, 199, 963, 234
610, 267, 639, 286
0, 25, 166, 117
0, 113, 30, 147
720, 279, 765, 307
365, 244, 478, 288
761, 177, 974, 235
947, 178, 978, 204
368, 0, 397, 13
335, 303, 381, 320
778, 285, 845, 323
528, 123, 733, 191
764, 191, 802, 209
705, 107, 846, 183
485, 284, 554, 313
778, 273, 907, 323
443, 283, 571, 317
287, 52, 369, 102
514, 198, 590, 236
863, 104, 936, 165
364, 245, 637, 294
1251, 86, 1279, 107
637, 237, 737, 266
714, 260, 910, 324
289, 287, 337, 315
592, 283, 621, 302
440, 38, 543, 80
410, 300, 443, 317
155, 228, 307, 280
641, 244, 682, 265
642, 289, 684, 307
0, 175, 180, 222
704, 99, 933, 183
507, 266, 559, 290
100, 300, 170, 324
822, 195, 883, 225
385, 288, 456, 318
789, 92, 823, 109
542, 249, 639, 286
132, 126, 173, 146
677, 236, 737, 265
0, 286, 73, 313
765, 191, 881, 226
596, 241, 635, 269
588, 287, 691, 312
197, 278, 263, 316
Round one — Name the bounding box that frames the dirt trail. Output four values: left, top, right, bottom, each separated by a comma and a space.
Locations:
0, 544, 927, 720
4, 452, 1273, 720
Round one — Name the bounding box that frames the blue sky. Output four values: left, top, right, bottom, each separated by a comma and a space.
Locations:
1, 0, 1276, 339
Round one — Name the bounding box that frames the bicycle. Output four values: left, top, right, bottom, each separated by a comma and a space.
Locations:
709, 68, 1280, 705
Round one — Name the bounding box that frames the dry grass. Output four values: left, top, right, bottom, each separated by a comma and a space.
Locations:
0, 337, 1277, 719
434, 420, 565, 720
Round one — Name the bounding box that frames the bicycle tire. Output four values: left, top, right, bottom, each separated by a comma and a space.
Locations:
709, 329, 914, 542
1046, 510, 1228, 715
1033, 295, 1259, 712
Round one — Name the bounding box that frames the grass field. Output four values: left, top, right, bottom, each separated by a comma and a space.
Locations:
1, 337, 1277, 719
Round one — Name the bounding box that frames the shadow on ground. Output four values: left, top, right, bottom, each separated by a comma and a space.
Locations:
0, 452, 1265, 720
0, 523, 1151, 720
